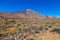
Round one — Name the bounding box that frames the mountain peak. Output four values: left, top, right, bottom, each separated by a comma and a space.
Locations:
26, 9, 32, 11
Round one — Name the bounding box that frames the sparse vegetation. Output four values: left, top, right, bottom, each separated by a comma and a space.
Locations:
0, 18, 60, 40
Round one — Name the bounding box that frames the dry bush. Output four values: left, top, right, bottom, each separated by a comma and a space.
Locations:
7, 27, 18, 34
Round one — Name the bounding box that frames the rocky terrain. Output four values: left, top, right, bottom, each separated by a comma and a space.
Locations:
0, 9, 60, 40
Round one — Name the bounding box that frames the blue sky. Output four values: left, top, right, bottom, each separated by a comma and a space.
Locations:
0, 0, 60, 17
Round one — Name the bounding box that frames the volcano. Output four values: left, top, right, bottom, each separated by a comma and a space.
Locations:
0, 9, 47, 19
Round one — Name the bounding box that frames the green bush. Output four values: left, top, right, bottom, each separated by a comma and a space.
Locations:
0, 32, 8, 37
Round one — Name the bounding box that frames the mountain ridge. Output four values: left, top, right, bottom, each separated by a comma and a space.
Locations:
0, 9, 58, 19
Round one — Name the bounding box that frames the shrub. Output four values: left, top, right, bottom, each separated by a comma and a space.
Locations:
0, 32, 8, 37
7, 27, 18, 34
39, 26, 48, 32
26, 38, 35, 40
30, 26, 40, 33
50, 28, 60, 34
